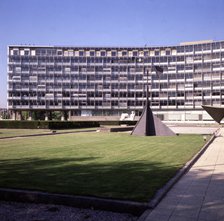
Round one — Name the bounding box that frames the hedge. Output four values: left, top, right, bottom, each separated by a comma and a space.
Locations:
99, 120, 137, 126
0, 120, 137, 129
48, 121, 99, 129
0, 121, 41, 129
0, 121, 99, 129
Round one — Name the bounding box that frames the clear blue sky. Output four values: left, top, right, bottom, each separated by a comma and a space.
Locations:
1, 0, 224, 108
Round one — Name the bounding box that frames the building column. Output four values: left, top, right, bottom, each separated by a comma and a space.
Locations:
12, 110, 16, 120
68, 111, 71, 121
181, 111, 186, 121
28, 111, 32, 121
18, 111, 22, 120
45, 111, 49, 121
61, 111, 65, 121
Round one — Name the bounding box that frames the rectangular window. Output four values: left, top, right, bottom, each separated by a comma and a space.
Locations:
155, 51, 160, 56
144, 51, 149, 56
57, 50, 63, 56
122, 51, 127, 56
166, 50, 171, 56
177, 46, 184, 53
212, 42, 220, 50
194, 45, 202, 51
202, 44, 211, 51
133, 51, 138, 56
90, 51, 95, 56
111, 51, 117, 56
101, 51, 106, 56
13, 50, 19, 56
185, 45, 193, 52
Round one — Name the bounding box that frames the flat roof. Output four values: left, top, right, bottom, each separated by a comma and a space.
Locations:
8, 39, 224, 49
180, 40, 213, 46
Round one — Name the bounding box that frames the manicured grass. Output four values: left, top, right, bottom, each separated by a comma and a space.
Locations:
0, 132, 207, 202
0, 128, 97, 138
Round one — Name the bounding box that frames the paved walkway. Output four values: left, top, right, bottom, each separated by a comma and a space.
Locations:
170, 127, 218, 135
144, 127, 224, 221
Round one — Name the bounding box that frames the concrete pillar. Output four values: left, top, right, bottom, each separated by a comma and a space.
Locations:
181, 111, 186, 121
12, 110, 16, 120
61, 111, 65, 121
18, 111, 22, 120
45, 112, 49, 121
28, 111, 32, 121
68, 111, 71, 121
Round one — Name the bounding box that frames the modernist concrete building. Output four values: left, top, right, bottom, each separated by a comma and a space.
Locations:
7, 40, 224, 121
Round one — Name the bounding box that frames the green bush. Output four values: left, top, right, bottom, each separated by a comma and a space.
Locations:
99, 120, 137, 126
119, 120, 137, 126
99, 121, 120, 126
0, 120, 99, 129
0, 121, 49, 129
48, 121, 99, 129
0, 120, 136, 129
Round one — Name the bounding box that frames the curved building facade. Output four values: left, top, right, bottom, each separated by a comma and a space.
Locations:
7, 40, 224, 121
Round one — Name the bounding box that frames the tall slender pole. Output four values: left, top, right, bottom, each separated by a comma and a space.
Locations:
146, 69, 149, 106
145, 67, 149, 135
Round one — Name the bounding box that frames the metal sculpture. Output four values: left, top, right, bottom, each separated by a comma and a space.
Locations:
131, 65, 175, 136
202, 105, 224, 124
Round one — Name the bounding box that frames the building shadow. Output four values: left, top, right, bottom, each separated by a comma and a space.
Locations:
0, 157, 182, 202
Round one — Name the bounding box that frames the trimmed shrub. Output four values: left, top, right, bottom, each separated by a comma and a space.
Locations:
0, 120, 136, 129
48, 121, 99, 129
0, 120, 99, 129
0, 121, 39, 129
99, 120, 137, 126
119, 120, 137, 126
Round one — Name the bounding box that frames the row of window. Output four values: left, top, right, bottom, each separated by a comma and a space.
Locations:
10, 42, 224, 57
9, 52, 224, 64
8, 99, 221, 107
8, 80, 224, 88
9, 89, 224, 97
8, 72, 224, 85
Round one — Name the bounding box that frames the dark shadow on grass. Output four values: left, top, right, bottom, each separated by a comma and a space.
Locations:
0, 157, 182, 202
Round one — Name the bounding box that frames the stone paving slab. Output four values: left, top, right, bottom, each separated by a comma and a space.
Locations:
170, 126, 218, 135
144, 128, 224, 221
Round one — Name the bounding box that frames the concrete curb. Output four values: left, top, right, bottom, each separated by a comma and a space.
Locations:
0, 188, 148, 216
0, 129, 96, 140
137, 129, 219, 221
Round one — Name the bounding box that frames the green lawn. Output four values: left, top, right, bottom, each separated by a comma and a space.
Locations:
0, 128, 96, 138
0, 132, 207, 202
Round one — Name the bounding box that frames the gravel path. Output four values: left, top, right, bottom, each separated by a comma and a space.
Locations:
0, 201, 138, 221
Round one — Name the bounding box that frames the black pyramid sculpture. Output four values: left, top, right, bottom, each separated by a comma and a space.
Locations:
131, 102, 175, 136
202, 105, 224, 124
131, 67, 175, 136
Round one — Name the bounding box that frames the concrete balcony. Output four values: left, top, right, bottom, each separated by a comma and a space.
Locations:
167, 105, 177, 109
85, 106, 95, 109
62, 106, 71, 109
211, 95, 221, 99
194, 96, 203, 100
13, 87, 26, 91
46, 105, 63, 109
185, 106, 194, 109
62, 97, 71, 100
